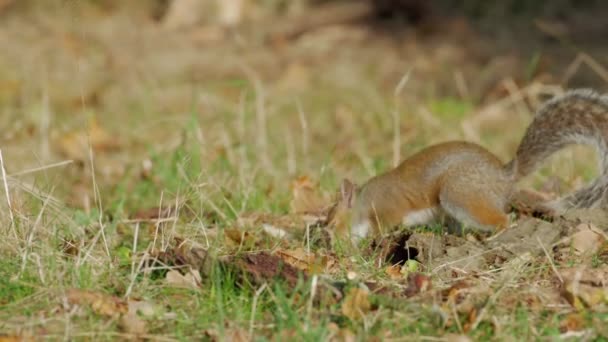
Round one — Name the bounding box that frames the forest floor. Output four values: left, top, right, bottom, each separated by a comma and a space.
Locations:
1, 1, 608, 340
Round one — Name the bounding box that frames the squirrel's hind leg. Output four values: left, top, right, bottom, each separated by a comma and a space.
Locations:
439, 180, 510, 234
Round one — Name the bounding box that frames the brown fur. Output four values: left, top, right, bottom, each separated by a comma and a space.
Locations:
338, 89, 608, 241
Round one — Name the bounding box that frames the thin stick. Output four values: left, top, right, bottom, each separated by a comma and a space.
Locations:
239, 63, 273, 174
296, 100, 309, 164
152, 190, 165, 252
307, 275, 318, 323
0, 149, 15, 231
124, 251, 149, 298
392, 69, 412, 167
88, 142, 111, 261
19, 189, 53, 277
130, 222, 140, 285
249, 283, 268, 338
285, 123, 296, 175
9, 160, 73, 177
537, 236, 563, 284
237, 90, 249, 177
562, 53, 608, 86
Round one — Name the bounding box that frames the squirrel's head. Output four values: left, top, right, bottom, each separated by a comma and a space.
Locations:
326, 178, 359, 239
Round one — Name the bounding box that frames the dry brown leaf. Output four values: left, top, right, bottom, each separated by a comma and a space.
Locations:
341, 287, 371, 321
128, 300, 159, 317
328, 321, 356, 342
66, 289, 128, 317
132, 205, 176, 220
404, 273, 432, 297
571, 223, 605, 255
560, 266, 608, 310
225, 328, 250, 342
206, 327, 251, 342
119, 312, 147, 336
560, 313, 585, 333
385, 264, 404, 280
275, 62, 310, 94
274, 248, 337, 274
289, 176, 330, 216
165, 269, 202, 290
261, 224, 291, 240
0, 336, 34, 342
224, 228, 258, 247
56, 118, 120, 160
275, 248, 315, 271
445, 334, 473, 342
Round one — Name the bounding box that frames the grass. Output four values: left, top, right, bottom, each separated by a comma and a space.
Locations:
1, 1, 608, 341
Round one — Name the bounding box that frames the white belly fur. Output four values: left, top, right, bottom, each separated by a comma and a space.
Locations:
350, 207, 438, 244
402, 207, 439, 226
350, 220, 371, 242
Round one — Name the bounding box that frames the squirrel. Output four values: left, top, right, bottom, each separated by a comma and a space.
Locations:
330, 89, 608, 243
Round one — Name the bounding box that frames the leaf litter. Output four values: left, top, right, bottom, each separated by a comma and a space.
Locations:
126, 172, 608, 336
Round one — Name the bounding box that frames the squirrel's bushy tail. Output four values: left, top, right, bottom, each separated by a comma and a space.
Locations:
505, 89, 608, 210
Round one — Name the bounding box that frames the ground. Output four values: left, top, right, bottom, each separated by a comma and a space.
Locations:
1, 1, 608, 341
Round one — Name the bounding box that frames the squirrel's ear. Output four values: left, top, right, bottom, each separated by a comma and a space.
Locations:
339, 178, 357, 208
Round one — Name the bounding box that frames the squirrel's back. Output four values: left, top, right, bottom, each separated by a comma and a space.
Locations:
507, 89, 608, 210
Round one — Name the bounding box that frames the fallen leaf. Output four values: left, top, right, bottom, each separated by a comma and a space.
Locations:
225, 328, 250, 342
132, 205, 176, 220
119, 312, 147, 336
404, 273, 432, 297
261, 224, 291, 240
56, 117, 120, 160
128, 300, 160, 317
275, 248, 315, 272
341, 287, 371, 321
61, 238, 80, 257
385, 264, 403, 280
275, 62, 310, 94
149, 238, 212, 277
290, 176, 330, 216
445, 335, 473, 342
560, 266, 608, 310
224, 228, 258, 248
0, 336, 35, 342
328, 321, 356, 342
66, 289, 128, 317
560, 313, 585, 333
0, 336, 34, 342
571, 223, 605, 255
165, 269, 202, 290
205, 327, 250, 342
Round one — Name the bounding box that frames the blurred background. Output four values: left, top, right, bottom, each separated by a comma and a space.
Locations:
1, 0, 607, 212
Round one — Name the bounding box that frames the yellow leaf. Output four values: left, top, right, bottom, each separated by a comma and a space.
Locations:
66, 289, 128, 317
56, 117, 120, 160
289, 176, 329, 215
119, 312, 148, 336
165, 269, 202, 290
385, 264, 403, 280
341, 288, 371, 321
275, 248, 315, 272
571, 223, 605, 255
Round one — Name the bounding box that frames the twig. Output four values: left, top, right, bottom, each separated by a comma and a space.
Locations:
0, 149, 15, 235
537, 236, 563, 284
562, 52, 608, 86
19, 189, 53, 277
392, 68, 412, 167
9, 160, 73, 177
306, 275, 318, 331
296, 100, 309, 166
249, 283, 268, 338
